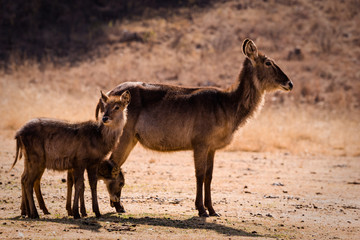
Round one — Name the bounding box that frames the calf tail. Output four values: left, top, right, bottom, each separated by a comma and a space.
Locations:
10, 136, 22, 171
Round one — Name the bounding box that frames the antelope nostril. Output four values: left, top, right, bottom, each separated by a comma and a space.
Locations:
102, 116, 109, 123
288, 81, 293, 90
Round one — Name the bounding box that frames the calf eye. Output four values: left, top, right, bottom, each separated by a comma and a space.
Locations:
265, 61, 272, 66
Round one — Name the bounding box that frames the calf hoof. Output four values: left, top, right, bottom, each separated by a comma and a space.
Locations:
95, 213, 101, 218
209, 212, 221, 217
73, 211, 81, 219
43, 209, 50, 215
81, 208, 87, 217
30, 213, 40, 219
21, 211, 27, 218
21, 208, 27, 217
117, 208, 126, 213
198, 211, 209, 218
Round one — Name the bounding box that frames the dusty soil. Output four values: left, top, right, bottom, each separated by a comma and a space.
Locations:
0, 134, 359, 240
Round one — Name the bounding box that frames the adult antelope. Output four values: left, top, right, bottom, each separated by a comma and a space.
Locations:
97, 39, 293, 217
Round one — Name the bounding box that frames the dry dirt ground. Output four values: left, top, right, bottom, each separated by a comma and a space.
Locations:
0, 134, 359, 240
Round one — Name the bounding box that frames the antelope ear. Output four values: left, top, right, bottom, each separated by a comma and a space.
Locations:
119, 90, 131, 106
100, 90, 109, 103
242, 38, 258, 60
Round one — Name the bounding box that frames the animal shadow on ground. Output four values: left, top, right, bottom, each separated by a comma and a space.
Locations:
5, 213, 261, 237
103, 214, 261, 237
5, 216, 102, 232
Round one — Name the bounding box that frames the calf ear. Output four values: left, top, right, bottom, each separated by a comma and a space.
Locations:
111, 166, 122, 179
100, 90, 109, 103
242, 38, 258, 60
98, 161, 112, 179
95, 98, 105, 120
119, 90, 131, 106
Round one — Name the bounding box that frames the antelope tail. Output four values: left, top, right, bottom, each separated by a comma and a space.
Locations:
10, 136, 22, 171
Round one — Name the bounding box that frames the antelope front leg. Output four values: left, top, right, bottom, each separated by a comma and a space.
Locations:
193, 146, 209, 217
108, 130, 138, 213
204, 150, 220, 217
87, 166, 101, 218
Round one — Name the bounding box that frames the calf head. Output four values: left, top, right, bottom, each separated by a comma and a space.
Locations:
98, 160, 125, 213
98, 90, 131, 129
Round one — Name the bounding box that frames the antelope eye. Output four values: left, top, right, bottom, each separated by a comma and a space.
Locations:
114, 105, 120, 110
265, 61, 272, 66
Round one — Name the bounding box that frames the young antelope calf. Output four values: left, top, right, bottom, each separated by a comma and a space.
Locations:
66, 162, 125, 217
11, 90, 130, 219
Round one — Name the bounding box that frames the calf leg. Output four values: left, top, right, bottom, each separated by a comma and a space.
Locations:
193, 146, 209, 217
34, 169, 50, 215
34, 182, 50, 215
87, 166, 100, 218
20, 172, 29, 217
24, 169, 40, 218
204, 150, 220, 217
66, 171, 73, 216
79, 183, 87, 217
72, 169, 85, 219
67, 170, 87, 217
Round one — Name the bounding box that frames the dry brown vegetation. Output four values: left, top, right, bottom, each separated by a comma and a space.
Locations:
1, 0, 359, 156
0, 0, 359, 239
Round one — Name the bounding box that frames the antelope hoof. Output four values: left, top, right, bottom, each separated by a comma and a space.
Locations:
30, 213, 40, 219
209, 212, 221, 217
73, 212, 81, 219
43, 209, 50, 215
198, 211, 209, 218
95, 213, 101, 218
81, 212, 88, 217
21, 211, 27, 218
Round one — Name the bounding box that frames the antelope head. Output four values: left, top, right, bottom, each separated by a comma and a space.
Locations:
242, 39, 293, 92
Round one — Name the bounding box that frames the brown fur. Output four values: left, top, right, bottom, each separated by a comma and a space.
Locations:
12, 91, 130, 219
96, 39, 293, 217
